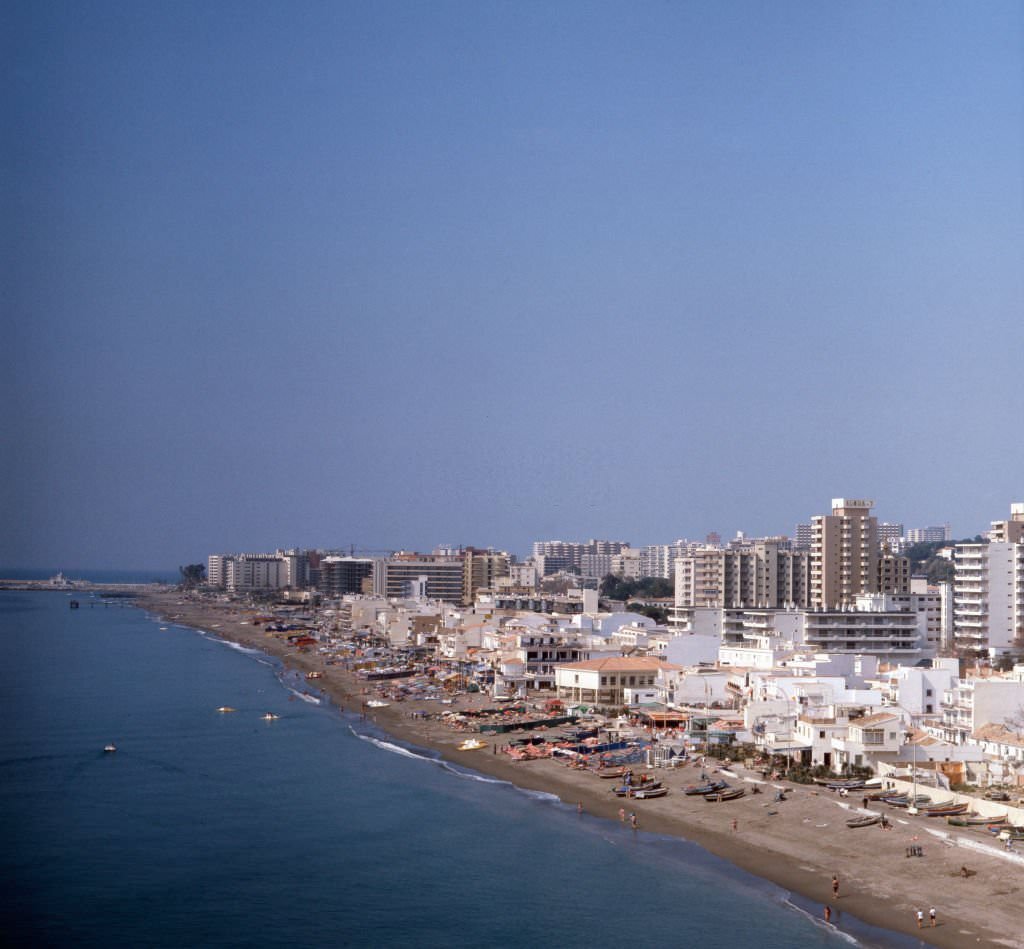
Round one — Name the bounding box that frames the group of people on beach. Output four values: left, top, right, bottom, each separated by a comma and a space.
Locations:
825, 875, 938, 932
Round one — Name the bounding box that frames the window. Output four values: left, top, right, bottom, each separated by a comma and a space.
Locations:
819, 730, 826, 739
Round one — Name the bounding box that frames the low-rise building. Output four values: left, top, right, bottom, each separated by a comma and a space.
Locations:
554, 656, 672, 711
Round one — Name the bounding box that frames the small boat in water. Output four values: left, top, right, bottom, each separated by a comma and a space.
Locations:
261, 713, 280, 721
103, 744, 117, 753
216, 706, 237, 713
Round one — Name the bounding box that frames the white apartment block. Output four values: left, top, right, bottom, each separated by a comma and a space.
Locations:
954, 538, 1024, 658
803, 595, 922, 662
939, 675, 1024, 745
532, 539, 629, 574
225, 553, 288, 592
990, 503, 1024, 543
639, 541, 700, 579
611, 548, 642, 580
906, 525, 953, 544
674, 543, 809, 610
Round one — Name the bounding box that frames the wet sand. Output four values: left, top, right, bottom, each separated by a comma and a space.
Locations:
139, 592, 1023, 949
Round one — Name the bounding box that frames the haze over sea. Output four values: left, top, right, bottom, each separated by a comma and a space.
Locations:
1, 586, 917, 948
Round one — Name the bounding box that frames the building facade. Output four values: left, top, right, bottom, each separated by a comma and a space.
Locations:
809, 498, 879, 609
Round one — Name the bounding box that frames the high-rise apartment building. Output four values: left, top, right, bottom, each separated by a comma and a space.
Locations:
674, 543, 809, 609
809, 498, 879, 609
531, 539, 629, 575
953, 504, 1024, 657
906, 525, 953, 544
878, 550, 910, 595
990, 503, 1024, 544
462, 547, 511, 602
318, 556, 374, 596
878, 522, 905, 546
376, 553, 466, 603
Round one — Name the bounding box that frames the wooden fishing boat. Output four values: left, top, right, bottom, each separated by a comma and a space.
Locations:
925, 802, 969, 817
613, 780, 662, 798
948, 813, 1004, 827
631, 785, 669, 799
824, 779, 866, 791
596, 767, 626, 779
684, 780, 728, 796
989, 824, 1024, 838
883, 793, 930, 808
705, 787, 745, 802
846, 813, 882, 828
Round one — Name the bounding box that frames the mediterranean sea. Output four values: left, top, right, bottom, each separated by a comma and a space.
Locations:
0, 589, 917, 948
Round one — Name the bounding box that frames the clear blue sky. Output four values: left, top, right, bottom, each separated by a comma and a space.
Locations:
4, 1, 1022, 569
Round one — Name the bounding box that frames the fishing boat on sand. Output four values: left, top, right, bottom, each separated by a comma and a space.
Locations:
613, 780, 662, 798
705, 787, 745, 802
684, 780, 728, 796
846, 813, 882, 828
923, 801, 969, 817
948, 814, 1004, 827
631, 786, 669, 799
882, 793, 930, 808
596, 767, 626, 779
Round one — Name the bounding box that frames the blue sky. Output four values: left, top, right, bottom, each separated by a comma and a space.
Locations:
4, 1, 1022, 569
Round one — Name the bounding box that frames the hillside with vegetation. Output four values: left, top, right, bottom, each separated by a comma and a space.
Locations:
903, 537, 982, 584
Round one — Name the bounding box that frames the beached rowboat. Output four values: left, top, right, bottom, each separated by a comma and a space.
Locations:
631, 786, 669, 799
684, 780, 728, 796
947, 814, 1004, 827
705, 787, 745, 802
846, 814, 882, 828
613, 781, 662, 797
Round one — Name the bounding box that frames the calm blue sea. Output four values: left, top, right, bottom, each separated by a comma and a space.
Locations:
0, 592, 918, 948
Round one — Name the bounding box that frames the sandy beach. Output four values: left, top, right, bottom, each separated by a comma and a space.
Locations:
137, 591, 1023, 949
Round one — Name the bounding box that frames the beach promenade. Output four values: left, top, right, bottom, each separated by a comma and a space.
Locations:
136, 591, 1023, 949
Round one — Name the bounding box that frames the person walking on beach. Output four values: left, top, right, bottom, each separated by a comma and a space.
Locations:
824, 905, 832, 923
929, 907, 936, 927
832, 874, 839, 899
619, 807, 625, 822
629, 811, 637, 830
916, 909, 924, 929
